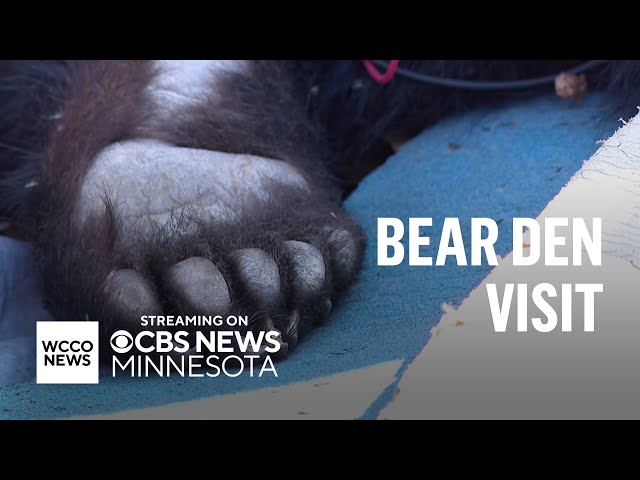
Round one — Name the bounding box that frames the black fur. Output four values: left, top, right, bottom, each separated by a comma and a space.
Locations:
289, 60, 640, 188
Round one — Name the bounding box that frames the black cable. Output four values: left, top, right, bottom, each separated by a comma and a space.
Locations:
371, 60, 609, 90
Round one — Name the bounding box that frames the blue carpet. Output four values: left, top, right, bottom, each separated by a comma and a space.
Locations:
0, 93, 624, 419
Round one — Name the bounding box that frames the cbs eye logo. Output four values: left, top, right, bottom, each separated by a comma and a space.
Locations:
110, 330, 134, 354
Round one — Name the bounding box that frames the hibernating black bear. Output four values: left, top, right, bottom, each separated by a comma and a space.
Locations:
1, 60, 638, 356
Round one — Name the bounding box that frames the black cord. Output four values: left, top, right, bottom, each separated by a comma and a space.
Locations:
371, 60, 609, 90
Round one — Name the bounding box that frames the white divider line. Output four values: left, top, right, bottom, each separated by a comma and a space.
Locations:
381, 111, 640, 419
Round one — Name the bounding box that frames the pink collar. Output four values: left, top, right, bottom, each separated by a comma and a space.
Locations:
362, 60, 400, 85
